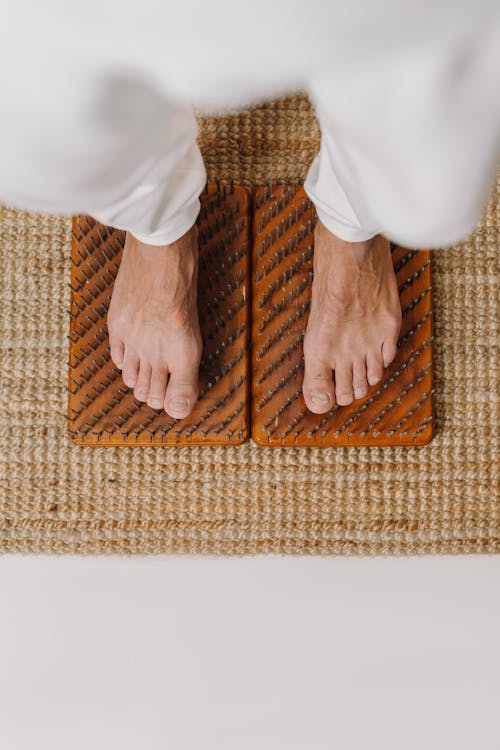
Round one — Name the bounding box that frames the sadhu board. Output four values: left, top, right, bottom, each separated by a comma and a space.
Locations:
67, 182, 250, 445
67, 182, 433, 447
250, 183, 434, 447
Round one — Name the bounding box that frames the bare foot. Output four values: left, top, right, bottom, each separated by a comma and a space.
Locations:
107, 223, 202, 419
302, 218, 402, 413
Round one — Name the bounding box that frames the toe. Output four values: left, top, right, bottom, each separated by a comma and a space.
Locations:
109, 337, 124, 370
121, 347, 140, 389
381, 306, 402, 367
334, 361, 354, 406
352, 357, 368, 400
382, 337, 398, 368
147, 365, 169, 410
366, 348, 384, 386
107, 312, 124, 369
164, 347, 201, 419
302, 357, 335, 414
133, 361, 152, 403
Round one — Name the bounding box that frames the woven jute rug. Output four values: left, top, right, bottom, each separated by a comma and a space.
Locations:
0, 93, 498, 555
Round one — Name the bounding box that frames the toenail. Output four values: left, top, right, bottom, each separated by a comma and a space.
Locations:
354, 388, 367, 399
337, 393, 353, 404
169, 398, 189, 412
368, 375, 381, 385
150, 399, 163, 409
310, 391, 331, 405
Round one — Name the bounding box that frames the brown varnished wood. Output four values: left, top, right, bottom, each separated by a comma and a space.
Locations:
67, 182, 250, 446
251, 182, 434, 446
67, 181, 434, 448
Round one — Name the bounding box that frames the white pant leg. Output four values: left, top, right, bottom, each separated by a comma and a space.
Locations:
0, 53, 206, 246
304, 21, 500, 249
91, 112, 207, 247
1, 1, 499, 251
303, 108, 381, 243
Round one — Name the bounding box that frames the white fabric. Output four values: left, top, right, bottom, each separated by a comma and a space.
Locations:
0, 0, 499, 247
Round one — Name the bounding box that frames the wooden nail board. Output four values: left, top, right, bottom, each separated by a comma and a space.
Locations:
251, 182, 434, 446
67, 182, 250, 445
67, 182, 434, 447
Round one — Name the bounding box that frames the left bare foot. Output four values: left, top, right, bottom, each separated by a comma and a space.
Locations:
302, 218, 402, 413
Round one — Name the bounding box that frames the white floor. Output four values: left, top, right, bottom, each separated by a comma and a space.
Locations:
0, 554, 499, 750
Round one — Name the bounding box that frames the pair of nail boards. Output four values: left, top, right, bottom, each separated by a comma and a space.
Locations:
67, 182, 434, 447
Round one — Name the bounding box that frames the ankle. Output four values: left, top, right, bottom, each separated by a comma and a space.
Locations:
125, 231, 198, 270
315, 221, 375, 258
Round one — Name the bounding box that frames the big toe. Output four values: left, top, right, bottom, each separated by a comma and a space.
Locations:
109, 340, 124, 370
366, 348, 384, 386
382, 336, 399, 368
164, 349, 201, 419
107, 319, 125, 370
121, 348, 140, 389
302, 358, 335, 414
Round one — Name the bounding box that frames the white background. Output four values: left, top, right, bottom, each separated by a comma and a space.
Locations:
1, 554, 499, 750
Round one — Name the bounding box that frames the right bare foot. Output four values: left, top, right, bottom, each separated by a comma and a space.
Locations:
107, 223, 203, 419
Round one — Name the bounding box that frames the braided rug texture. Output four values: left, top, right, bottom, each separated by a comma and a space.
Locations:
0, 94, 498, 555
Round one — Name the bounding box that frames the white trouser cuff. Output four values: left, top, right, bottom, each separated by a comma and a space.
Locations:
312, 204, 378, 243
303, 150, 379, 243
116, 197, 201, 247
